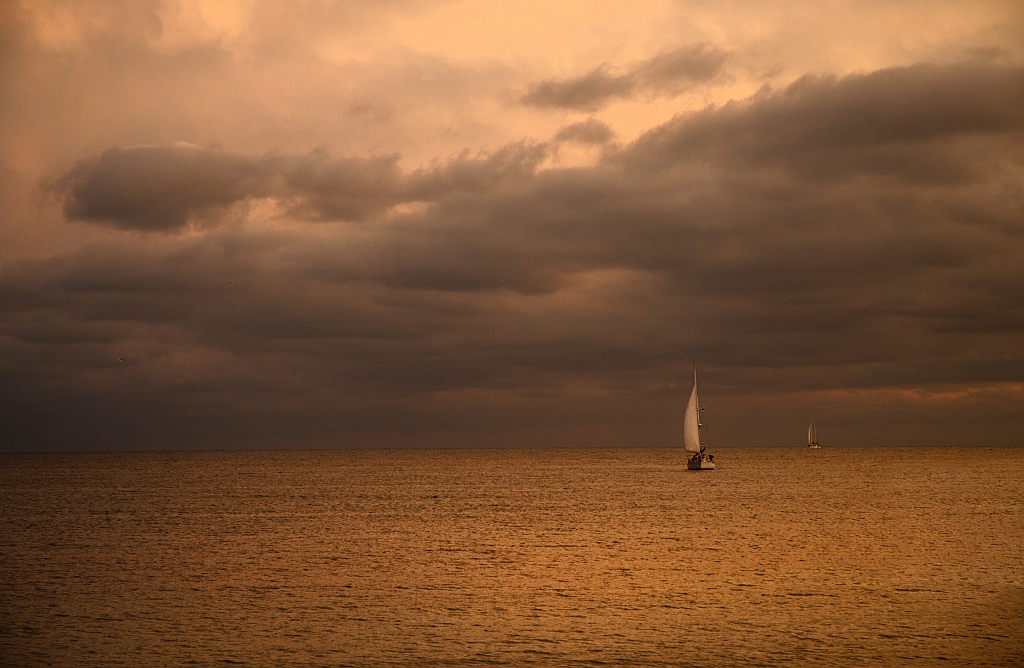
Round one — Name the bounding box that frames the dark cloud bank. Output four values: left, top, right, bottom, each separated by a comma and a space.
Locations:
3, 62, 1023, 450
55, 141, 547, 231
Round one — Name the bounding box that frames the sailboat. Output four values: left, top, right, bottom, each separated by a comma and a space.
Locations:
807, 422, 821, 448
684, 363, 715, 470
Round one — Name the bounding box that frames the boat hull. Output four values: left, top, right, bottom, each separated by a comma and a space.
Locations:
687, 458, 715, 470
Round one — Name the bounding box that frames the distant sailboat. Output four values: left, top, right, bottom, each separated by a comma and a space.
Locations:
807, 422, 821, 448
684, 363, 715, 470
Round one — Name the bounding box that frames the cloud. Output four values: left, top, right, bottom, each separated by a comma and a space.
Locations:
554, 118, 615, 145
626, 62, 1024, 182
521, 44, 730, 111
4, 60, 1024, 449
54, 143, 275, 231
53, 141, 549, 231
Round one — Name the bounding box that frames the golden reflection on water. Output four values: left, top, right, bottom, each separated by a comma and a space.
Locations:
1, 447, 1022, 666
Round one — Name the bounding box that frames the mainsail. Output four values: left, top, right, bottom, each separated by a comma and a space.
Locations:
683, 365, 701, 453
808, 422, 820, 446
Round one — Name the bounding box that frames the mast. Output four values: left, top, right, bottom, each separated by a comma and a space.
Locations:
694, 363, 701, 449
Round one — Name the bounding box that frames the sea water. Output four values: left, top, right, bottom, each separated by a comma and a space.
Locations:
1, 447, 1022, 666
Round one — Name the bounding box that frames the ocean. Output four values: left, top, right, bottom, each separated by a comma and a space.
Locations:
1, 447, 1022, 666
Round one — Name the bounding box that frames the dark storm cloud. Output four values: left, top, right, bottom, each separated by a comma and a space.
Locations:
4, 61, 1024, 449
55, 144, 274, 231
302, 63, 1024, 300
53, 142, 549, 230
33, 61, 1024, 326
521, 44, 730, 110
626, 62, 1024, 181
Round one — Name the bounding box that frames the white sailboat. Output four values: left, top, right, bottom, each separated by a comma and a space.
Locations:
807, 422, 821, 448
684, 363, 715, 470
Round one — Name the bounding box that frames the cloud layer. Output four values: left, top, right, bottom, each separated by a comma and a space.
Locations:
54, 142, 549, 230
4, 60, 1023, 449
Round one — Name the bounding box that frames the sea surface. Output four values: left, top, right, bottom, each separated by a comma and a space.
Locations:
1, 447, 1022, 666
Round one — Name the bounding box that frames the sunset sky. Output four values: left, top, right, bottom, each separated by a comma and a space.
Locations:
1, 0, 1022, 450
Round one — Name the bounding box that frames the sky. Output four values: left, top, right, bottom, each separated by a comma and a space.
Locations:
1, 0, 1022, 451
